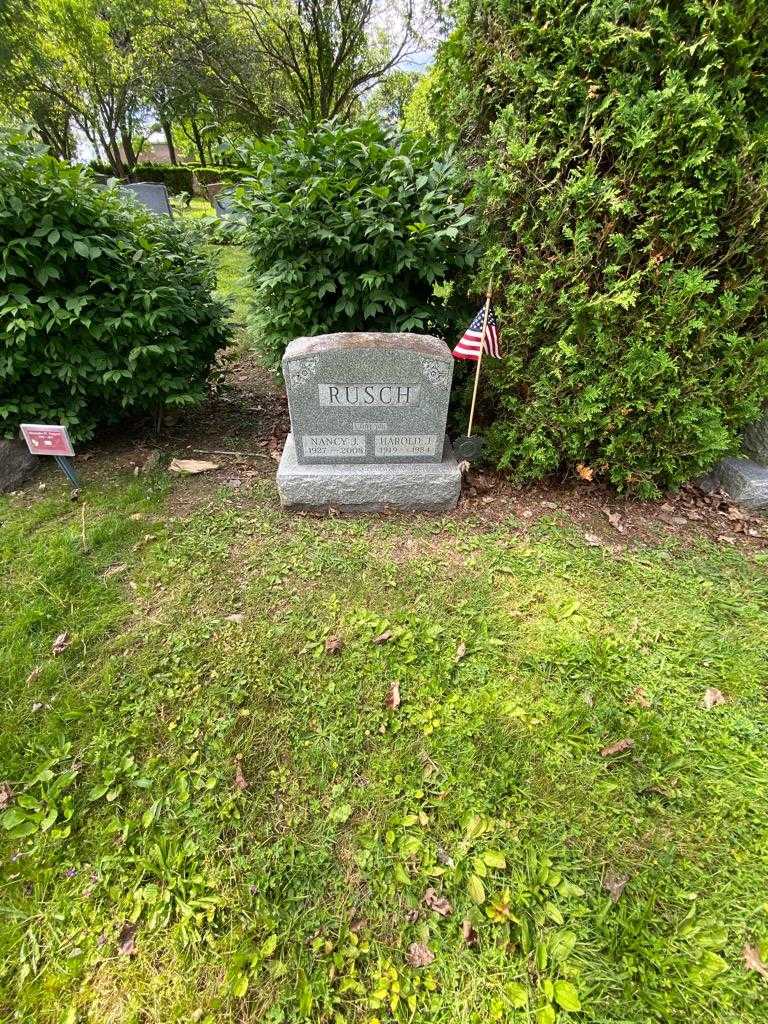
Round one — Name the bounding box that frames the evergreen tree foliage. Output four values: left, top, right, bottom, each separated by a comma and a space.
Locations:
422, 1, 768, 494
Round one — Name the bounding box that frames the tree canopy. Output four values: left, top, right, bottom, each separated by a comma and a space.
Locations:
0, 0, 428, 173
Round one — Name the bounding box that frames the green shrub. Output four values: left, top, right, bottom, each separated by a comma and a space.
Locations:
1, 134, 231, 441
191, 166, 253, 188
424, 1, 768, 495
237, 120, 478, 367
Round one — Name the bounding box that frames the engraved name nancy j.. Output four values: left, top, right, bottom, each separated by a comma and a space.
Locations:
302, 435, 366, 456
318, 384, 420, 407
301, 434, 439, 458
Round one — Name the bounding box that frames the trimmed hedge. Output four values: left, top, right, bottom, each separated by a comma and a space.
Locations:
421, 0, 768, 496
2, 135, 231, 441
87, 162, 193, 194
192, 167, 253, 188
86, 163, 253, 195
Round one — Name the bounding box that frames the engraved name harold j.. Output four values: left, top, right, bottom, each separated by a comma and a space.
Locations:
318, 384, 420, 407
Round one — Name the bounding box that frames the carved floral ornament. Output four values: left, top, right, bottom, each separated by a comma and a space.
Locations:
289, 357, 320, 388
421, 359, 451, 389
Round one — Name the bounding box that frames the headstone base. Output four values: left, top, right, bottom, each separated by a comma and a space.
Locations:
277, 433, 461, 512
713, 456, 768, 510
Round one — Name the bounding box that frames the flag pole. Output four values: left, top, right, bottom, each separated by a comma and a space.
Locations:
466, 281, 494, 438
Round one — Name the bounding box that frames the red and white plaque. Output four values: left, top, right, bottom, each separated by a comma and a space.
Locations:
20, 423, 75, 458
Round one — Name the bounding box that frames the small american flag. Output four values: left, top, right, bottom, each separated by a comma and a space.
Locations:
452, 305, 501, 361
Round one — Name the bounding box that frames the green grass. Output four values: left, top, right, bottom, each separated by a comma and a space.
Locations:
214, 245, 251, 328
1, 472, 767, 1023
175, 198, 252, 335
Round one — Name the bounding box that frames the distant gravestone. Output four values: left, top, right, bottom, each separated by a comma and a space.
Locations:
213, 188, 237, 219
710, 407, 768, 510
276, 332, 461, 511
744, 410, 768, 465
121, 182, 173, 216
714, 457, 768, 510
205, 181, 224, 204
0, 439, 39, 493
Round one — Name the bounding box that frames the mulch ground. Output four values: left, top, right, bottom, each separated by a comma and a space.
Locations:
11, 351, 768, 555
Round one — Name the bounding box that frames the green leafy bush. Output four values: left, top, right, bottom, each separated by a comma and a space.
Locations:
237, 120, 478, 367
423, 1, 768, 494
2, 135, 231, 441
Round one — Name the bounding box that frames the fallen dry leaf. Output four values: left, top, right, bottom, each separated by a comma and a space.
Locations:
406, 942, 435, 968
703, 687, 726, 709
25, 667, 41, 685
630, 686, 652, 709
117, 922, 137, 956
423, 887, 452, 917
576, 463, 594, 481
461, 919, 478, 946
0, 783, 12, 810
103, 563, 127, 579
600, 738, 635, 757
604, 509, 624, 532
584, 533, 603, 547
373, 630, 393, 645
386, 680, 401, 710
52, 632, 70, 656
603, 873, 629, 903
226, 613, 244, 624
455, 642, 467, 663
743, 944, 768, 980
168, 458, 219, 475
234, 756, 248, 791
325, 634, 343, 655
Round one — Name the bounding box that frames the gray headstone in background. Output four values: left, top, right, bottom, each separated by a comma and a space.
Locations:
121, 182, 173, 216
0, 439, 39, 493
713, 456, 768, 510
276, 332, 461, 511
213, 188, 236, 218
282, 332, 454, 465
744, 410, 768, 466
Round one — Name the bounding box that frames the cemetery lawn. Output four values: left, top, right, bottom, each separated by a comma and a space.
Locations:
2, 239, 768, 1023
2, 471, 768, 1024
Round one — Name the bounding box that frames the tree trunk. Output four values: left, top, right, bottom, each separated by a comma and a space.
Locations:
120, 129, 138, 177
161, 120, 177, 164
190, 119, 206, 165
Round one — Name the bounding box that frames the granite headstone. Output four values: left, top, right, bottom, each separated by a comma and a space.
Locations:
213, 188, 236, 219
277, 332, 461, 511
744, 409, 768, 465
121, 182, 173, 216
